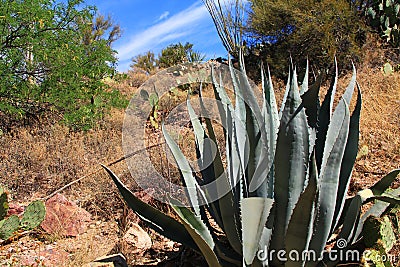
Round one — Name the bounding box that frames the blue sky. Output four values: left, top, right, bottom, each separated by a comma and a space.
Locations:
82, 0, 229, 72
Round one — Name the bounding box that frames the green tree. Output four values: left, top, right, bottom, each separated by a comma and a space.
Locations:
158, 42, 206, 68
0, 0, 125, 130
246, 0, 368, 77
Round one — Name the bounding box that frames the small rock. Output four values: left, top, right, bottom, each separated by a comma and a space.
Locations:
40, 193, 91, 237
123, 223, 152, 255
19, 248, 69, 267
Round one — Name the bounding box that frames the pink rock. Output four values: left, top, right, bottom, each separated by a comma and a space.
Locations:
7, 203, 25, 217
40, 194, 91, 237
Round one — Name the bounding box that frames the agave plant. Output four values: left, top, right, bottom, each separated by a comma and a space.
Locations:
103, 57, 400, 266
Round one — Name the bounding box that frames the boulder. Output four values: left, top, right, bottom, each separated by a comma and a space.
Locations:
41, 193, 91, 237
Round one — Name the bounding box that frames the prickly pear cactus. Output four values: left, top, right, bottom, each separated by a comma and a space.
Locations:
367, 0, 400, 47
0, 215, 20, 240
20, 200, 46, 231
362, 214, 398, 267
0, 184, 46, 241
362, 215, 396, 252
363, 247, 393, 267
0, 186, 9, 220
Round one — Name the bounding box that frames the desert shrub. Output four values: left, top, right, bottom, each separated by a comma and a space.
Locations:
0, 0, 125, 131
246, 0, 368, 78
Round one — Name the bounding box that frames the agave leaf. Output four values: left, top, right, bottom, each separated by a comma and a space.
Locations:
370, 169, 400, 195
279, 65, 292, 119
327, 59, 339, 115
270, 68, 309, 262
318, 195, 362, 267
261, 64, 279, 133
196, 193, 242, 266
285, 153, 318, 267
315, 60, 338, 171
337, 168, 399, 236
208, 68, 235, 189
162, 124, 202, 216
229, 60, 249, 187
336, 195, 362, 245
355, 187, 400, 240
226, 112, 245, 245
235, 57, 271, 197
308, 98, 350, 257
214, 240, 243, 266
241, 197, 274, 265
300, 74, 322, 165
210, 67, 243, 254
211, 66, 234, 114
248, 120, 270, 197
197, 88, 226, 230
301, 75, 322, 130
230, 60, 247, 126
259, 64, 279, 198
300, 60, 309, 96
187, 97, 224, 229
101, 165, 199, 251
331, 85, 361, 234
342, 65, 357, 104
187, 97, 206, 167
257, 225, 273, 266
170, 199, 222, 267
372, 195, 400, 205
230, 58, 271, 198
211, 65, 242, 188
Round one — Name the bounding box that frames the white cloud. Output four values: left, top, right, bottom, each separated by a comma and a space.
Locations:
157, 11, 170, 22
116, 2, 209, 64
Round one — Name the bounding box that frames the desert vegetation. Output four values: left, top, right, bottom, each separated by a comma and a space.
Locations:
0, 0, 399, 266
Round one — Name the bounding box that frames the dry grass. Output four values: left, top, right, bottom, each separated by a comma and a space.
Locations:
349, 67, 400, 190
0, 108, 129, 218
